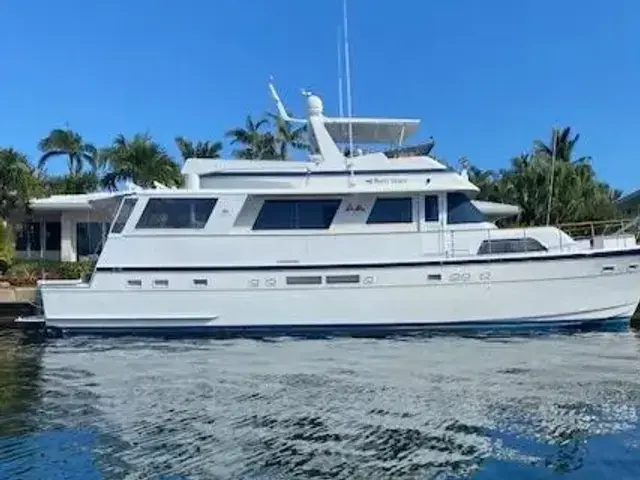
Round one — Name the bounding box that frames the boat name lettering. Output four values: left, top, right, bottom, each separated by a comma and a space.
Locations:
364, 177, 409, 185
345, 203, 366, 213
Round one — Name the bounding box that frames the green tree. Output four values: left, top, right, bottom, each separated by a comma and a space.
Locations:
266, 113, 309, 159
225, 115, 276, 159
44, 172, 101, 195
100, 133, 182, 190
0, 220, 15, 272
0, 148, 43, 221
37, 129, 98, 175
533, 126, 589, 164
174, 137, 223, 162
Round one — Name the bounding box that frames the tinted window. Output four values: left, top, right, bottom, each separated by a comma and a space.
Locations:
477, 238, 547, 255
425, 195, 439, 222
367, 197, 412, 224
136, 198, 217, 229
253, 199, 341, 230
77, 222, 109, 257
45, 222, 61, 251
15, 222, 41, 251
447, 192, 484, 224
111, 197, 138, 234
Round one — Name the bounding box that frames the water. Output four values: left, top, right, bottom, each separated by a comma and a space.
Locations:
1, 329, 640, 479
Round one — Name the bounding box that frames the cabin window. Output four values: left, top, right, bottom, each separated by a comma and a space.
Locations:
136, 198, 217, 229
477, 238, 547, 255
153, 279, 169, 288
126, 279, 142, 288
447, 192, 484, 224
366, 197, 413, 224
286, 275, 323, 285
193, 278, 208, 287
424, 195, 439, 222
77, 222, 110, 257
111, 198, 138, 234
253, 199, 341, 230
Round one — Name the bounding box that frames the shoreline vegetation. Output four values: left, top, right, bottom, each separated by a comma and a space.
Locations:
0, 121, 627, 287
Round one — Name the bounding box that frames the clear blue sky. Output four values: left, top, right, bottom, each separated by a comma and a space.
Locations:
0, 0, 637, 192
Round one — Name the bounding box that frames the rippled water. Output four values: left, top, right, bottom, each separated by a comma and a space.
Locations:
0, 329, 640, 479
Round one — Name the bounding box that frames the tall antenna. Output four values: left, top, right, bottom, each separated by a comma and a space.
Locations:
545, 128, 557, 226
342, 0, 354, 155
337, 27, 344, 116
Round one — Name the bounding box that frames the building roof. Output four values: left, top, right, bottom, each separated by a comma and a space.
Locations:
616, 189, 640, 209
29, 191, 116, 211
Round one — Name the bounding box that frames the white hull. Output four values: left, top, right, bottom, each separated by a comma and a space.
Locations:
34, 249, 640, 334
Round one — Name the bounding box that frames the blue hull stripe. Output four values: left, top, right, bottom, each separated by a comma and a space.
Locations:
95, 247, 640, 273
31, 317, 631, 338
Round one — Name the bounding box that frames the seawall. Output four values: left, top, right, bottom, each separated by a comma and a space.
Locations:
0, 286, 37, 326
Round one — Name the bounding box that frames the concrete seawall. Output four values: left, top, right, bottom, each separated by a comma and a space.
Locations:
0, 287, 37, 326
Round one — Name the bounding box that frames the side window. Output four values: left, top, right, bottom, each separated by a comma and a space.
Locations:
447, 192, 484, 224
253, 199, 341, 230
136, 198, 217, 229
477, 238, 547, 255
367, 197, 413, 224
111, 197, 138, 234
425, 195, 439, 222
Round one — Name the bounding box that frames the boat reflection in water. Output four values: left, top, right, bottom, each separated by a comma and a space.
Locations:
0, 329, 639, 478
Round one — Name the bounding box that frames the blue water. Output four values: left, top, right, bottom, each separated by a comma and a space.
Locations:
0, 328, 639, 479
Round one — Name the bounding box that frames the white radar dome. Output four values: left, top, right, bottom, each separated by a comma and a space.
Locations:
307, 95, 324, 116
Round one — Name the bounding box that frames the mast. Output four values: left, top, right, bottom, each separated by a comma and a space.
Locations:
337, 27, 344, 117
342, 0, 354, 156
545, 128, 557, 226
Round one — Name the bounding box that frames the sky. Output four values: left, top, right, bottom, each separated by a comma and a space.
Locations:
0, 0, 638, 192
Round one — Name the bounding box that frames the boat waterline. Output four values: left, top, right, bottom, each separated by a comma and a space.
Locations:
20, 316, 631, 338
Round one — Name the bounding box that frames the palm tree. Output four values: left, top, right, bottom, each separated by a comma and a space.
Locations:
38, 128, 98, 175
266, 113, 308, 159
0, 148, 43, 221
100, 133, 182, 190
174, 137, 223, 162
533, 126, 589, 164
44, 172, 101, 195
225, 115, 276, 159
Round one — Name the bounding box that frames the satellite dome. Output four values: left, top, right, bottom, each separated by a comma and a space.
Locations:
307, 95, 323, 116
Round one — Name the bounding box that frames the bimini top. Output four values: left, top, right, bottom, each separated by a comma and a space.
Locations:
268, 82, 420, 145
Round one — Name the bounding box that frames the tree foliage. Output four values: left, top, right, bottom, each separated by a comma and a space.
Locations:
175, 137, 223, 162
38, 128, 98, 175
100, 133, 182, 190
468, 127, 620, 226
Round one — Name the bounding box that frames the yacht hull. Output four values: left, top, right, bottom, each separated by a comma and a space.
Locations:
33, 249, 640, 336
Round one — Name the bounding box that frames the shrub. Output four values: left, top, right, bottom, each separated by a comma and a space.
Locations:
2, 259, 94, 286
